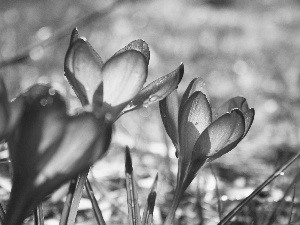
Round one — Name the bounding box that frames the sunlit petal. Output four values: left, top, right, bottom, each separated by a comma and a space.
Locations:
101, 50, 147, 116
178, 91, 211, 180
159, 90, 180, 156
64, 38, 103, 105
114, 39, 150, 65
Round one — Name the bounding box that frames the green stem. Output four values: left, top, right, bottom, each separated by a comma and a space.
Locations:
164, 187, 184, 225
59, 170, 89, 225
85, 179, 106, 225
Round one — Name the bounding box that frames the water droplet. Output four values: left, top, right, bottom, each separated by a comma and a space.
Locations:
40, 98, 47, 106
280, 172, 285, 176
49, 88, 56, 96
149, 95, 159, 102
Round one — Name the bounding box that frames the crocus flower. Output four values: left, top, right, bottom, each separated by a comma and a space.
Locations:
0, 78, 24, 141
64, 28, 184, 121
5, 84, 112, 225
160, 77, 255, 224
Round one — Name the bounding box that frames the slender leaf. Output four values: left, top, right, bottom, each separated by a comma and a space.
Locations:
142, 173, 158, 225
265, 171, 300, 225
33, 203, 44, 225
85, 178, 106, 225
125, 147, 142, 225
287, 185, 296, 225
217, 151, 300, 225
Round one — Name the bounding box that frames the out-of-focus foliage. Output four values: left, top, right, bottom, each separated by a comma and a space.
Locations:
1, 0, 300, 224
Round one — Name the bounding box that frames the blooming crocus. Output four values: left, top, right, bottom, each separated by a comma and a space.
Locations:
0, 78, 24, 141
5, 84, 112, 225
64, 28, 184, 121
160, 77, 255, 224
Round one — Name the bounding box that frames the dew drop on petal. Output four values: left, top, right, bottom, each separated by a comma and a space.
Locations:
49, 88, 56, 96
40, 98, 47, 106
149, 95, 159, 102
280, 172, 284, 176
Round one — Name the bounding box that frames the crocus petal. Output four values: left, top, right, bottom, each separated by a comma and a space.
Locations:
114, 39, 150, 65
64, 38, 103, 105
159, 90, 180, 157
179, 77, 209, 119
121, 63, 184, 115
206, 109, 245, 161
243, 108, 255, 138
213, 96, 249, 120
178, 91, 211, 181
69, 27, 79, 45
6, 85, 111, 225
100, 50, 148, 117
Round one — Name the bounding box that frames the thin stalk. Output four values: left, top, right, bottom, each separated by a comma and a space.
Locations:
210, 162, 222, 220
85, 179, 106, 225
195, 175, 204, 225
265, 170, 300, 225
33, 203, 44, 225
59, 170, 89, 225
287, 185, 296, 225
0, 202, 5, 224
164, 187, 184, 225
217, 151, 300, 225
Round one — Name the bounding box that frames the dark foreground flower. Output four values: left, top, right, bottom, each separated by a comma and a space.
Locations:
160, 77, 255, 224
5, 84, 112, 225
64, 28, 184, 121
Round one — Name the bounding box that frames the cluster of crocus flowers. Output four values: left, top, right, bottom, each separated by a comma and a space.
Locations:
160, 77, 255, 224
2, 28, 185, 225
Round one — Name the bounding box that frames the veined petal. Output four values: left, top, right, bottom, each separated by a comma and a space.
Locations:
179, 77, 209, 119
159, 90, 180, 156
122, 63, 184, 115
114, 39, 150, 65
178, 91, 211, 181
206, 109, 245, 161
101, 50, 148, 116
243, 108, 255, 138
64, 38, 103, 105
213, 96, 249, 120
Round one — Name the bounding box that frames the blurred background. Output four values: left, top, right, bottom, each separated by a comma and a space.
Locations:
1, 0, 300, 224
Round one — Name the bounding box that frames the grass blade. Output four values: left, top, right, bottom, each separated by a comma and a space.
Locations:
85, 178, 106, 225
0, 202, 5, 225
265, 171, 300, 225
33, 203, 44, 225
59, 170, 89, 225
142, 173, 158, 225
217, 151, 300, 225
287, 184, 296, 225
195, 175, 204, 225
210, 163, 222, 220
125, 147, 142, 225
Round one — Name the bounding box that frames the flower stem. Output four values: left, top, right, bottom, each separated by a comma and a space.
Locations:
164, 187, 184, 225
